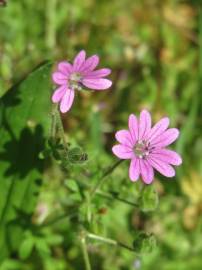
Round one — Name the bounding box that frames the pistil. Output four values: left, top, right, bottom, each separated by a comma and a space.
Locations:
133, 140, 150, 159
69, 72, 82, 90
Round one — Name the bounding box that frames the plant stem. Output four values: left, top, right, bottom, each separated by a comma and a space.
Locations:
56, 108, 67, 147
90, 159, 124, 198
50, 104, 67, 149
87, 233, 135, 252
81, 237, 92, 270
87, 233, 117, 246
50, 104, 58, 138
96, 190, 139, 208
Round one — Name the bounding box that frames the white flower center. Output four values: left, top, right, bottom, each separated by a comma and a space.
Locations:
69, 72, 82, 90
133, 140, 150, 159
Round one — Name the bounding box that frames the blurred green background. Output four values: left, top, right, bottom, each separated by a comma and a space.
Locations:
0, 0, 202, 269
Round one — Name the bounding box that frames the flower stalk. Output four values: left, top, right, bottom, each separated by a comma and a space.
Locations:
50, 104, 57, 139
51, 104, 67, 149
55, 107, 67, 148
80, 236, 92, 270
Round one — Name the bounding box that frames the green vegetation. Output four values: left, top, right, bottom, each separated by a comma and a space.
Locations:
0, 1, 202, 269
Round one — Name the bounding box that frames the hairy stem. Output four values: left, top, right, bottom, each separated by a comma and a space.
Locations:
50, 104, 58, 138
80, 237, 92, 270
87, 233, 135, 252
50, 104, 67, 149
87, 233, 117, 246
56, 108, 67, 147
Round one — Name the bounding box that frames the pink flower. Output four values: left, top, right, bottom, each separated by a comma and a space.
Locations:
52, 50, 112, 113
112, 110, 182, 184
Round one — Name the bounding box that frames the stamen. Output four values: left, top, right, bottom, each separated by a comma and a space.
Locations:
69, 72, 82, 90
133, 140, 150, 159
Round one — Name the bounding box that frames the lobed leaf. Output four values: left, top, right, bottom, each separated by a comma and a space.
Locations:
0, 62, 53, 261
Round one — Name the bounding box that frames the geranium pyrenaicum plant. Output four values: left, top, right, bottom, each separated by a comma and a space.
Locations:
112, 110, 182, 184
52, 50, 112, 113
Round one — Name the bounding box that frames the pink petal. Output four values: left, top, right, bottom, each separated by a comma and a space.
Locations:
52, 85, 66, 103
84, 68, 111, 79
151, 128, 179, 147
52, 72, 67, 85
73, 50, 86, 71
115, 130, 134, 147
129, 158, 140, 181
151, 149, 182, 166
139, 159, 154, 184
79, 55, 99, 74
148, 157, 175, 177
58, 61, 72, 75
59, 89, 75, 113
112, 144, 134, 159
147, 117, 170, 141
128, 114, 138, 144
138, 110, 151, 140
82, 78, 112, 90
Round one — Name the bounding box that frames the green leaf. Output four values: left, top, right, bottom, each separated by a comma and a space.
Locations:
45, 234, 63, 246
0, 259, 23, 270
64, 179, 79, 193
0, 62, 52, 261
19, 237, 34, 260
35, 238, 51, 258
133, 232, 157, 254
139, 185, 159, 212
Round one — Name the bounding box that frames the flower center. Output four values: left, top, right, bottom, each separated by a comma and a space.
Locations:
69, 72, 82, 90
133, 140, 150, 159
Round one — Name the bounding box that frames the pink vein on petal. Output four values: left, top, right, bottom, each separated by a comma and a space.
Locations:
128, 114, 138, 144
112, 144, 134, 159
58, 61, 72, 75
147, 117, 170, 142
52, 72, 67, 85
60, 89, 75, 113
151, 149, 182, 166
73, 50, 86, 71
138, 110, 151, 140
148, 157, 175, 177
84, 68, 111, 79
129, 158, 140, 181
82, 78, 112, 90
151, 128, 179, 147
80, 55, 99, 74
139, 159, 154, 184
52, 85, 66, 103
115, 130, 134, 147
